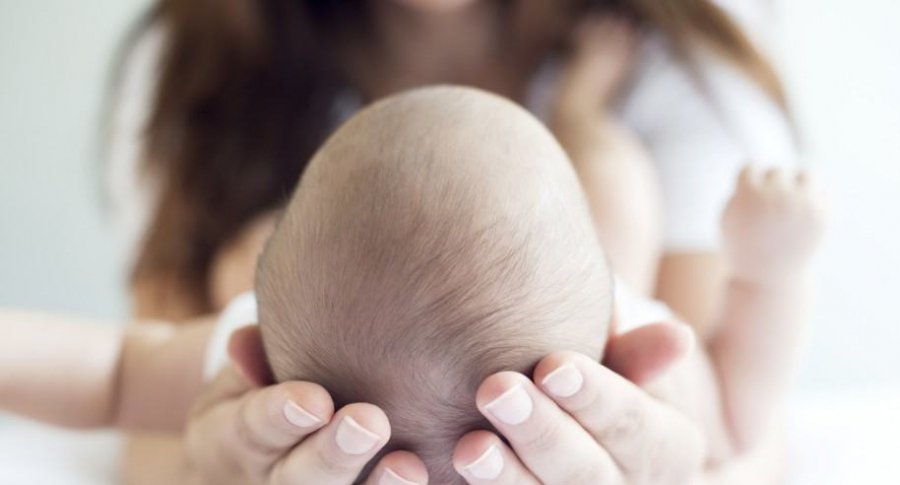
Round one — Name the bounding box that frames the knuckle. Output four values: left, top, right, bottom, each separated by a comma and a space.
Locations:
604, 406, 644, 442
560, 462, 615, 485
519, 416, 564, 454
234, 400, 283, 459
314, 445, 360, 476
268, 458, 294, 485
269, 442, 361, 485
653, 425, 705, 483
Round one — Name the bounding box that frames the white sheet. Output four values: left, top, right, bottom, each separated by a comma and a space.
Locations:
0, 417, 121, 485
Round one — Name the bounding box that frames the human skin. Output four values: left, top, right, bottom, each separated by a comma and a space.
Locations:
0, 310, 696, 484
177, 85, 811, 483
107, 163, 815, 484
112, 75, 716, 483
548, 16, 662, 297
4, 160, 816, 484
122, 1, 792, 483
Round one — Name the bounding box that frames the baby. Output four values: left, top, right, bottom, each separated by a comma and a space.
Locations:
255, 86, 613, 481
0, 86, 824, 483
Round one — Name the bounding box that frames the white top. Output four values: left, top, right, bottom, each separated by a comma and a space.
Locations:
107, 1, 795, 266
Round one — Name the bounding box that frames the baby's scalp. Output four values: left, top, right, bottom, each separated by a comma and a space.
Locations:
256, 86, 612, 482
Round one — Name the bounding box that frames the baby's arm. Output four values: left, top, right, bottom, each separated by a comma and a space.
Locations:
0, 310, 215, 431
711, 167, 826, 450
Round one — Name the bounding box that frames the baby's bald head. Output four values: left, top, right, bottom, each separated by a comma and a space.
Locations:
257, 87, 611, 482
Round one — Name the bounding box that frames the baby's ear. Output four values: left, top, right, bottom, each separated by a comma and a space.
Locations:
227, 325, 275, 386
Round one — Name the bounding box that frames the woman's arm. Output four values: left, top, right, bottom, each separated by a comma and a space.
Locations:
550, 17, 662, 297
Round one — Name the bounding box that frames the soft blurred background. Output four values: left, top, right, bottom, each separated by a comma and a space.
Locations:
1, 0, 898, 483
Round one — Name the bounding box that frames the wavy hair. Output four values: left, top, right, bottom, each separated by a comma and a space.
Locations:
124, 0, 786, 315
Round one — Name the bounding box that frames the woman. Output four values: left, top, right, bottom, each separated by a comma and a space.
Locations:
107, 0, 795, 482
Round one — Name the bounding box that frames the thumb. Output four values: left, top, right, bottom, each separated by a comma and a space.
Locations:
603, 321, 695, 387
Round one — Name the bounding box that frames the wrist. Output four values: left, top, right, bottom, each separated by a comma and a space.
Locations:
729, 267, 809, 291
550, 116, 628, 164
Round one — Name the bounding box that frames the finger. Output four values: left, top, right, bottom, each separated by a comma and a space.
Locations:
272, 403, 391, 485
187, 375, 333, 476
365, 450, 429, 485
603, 321, 695, 386
795, 169, 821, 195
453, 431, 541, 484
534, 352, 704, 482
763, 167, 789, 190
475, 372, 621, 484
737, 165, 762, 190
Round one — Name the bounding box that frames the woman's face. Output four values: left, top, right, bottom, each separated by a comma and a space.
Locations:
392, 0, 479, 14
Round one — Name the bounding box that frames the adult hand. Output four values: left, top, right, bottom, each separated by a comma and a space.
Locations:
181, 327, 429, 485
452, 322, 708, 484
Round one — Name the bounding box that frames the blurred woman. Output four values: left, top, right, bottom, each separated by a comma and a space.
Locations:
106, 0, 795, 482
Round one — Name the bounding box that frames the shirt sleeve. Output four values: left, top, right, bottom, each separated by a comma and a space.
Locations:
617, 30, 797, 252
105, 27, 165, 269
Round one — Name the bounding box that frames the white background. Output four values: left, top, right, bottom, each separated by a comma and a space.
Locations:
1, 0, 899, 482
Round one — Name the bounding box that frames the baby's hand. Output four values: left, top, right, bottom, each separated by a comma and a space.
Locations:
722, 166, 826, 284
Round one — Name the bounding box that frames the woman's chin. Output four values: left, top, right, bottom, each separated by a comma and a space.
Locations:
393, 0, 479, 14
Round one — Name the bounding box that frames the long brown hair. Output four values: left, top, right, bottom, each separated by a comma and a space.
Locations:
127, 0, 786, 316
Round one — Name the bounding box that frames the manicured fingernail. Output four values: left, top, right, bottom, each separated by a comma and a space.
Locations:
484, 384, 533, 425
380, 467, 418, 485
465, 445, 504, 480
541, 364, 584, 398
335, 416, 381, 455
283, 400, 321, 428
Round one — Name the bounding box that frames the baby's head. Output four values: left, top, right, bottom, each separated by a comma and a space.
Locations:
256, 86, 611, 482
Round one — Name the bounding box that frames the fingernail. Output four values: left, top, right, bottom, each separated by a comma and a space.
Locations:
335, 416, 381, 455
484, 384, 533, 425
283, 400, 321, 428
541, 364, 584, 398
464, 445, 504, 480
380, 467, 418, 485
